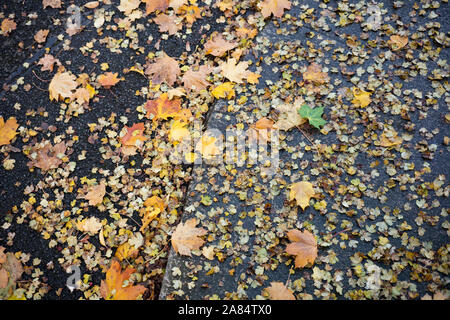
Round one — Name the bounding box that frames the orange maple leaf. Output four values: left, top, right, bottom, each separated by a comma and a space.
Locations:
264, 282, 296, 300
171, 218, 207, 256
285, 229, 318, 268
0, 117, 19, 146
120, 123, 147, 148
1, 18, 17, 36
98, 72, 120, 89
144, 93, 182, 121
84, 183, 106, 206
259, 0, 291, 18
100, 260, 146, 300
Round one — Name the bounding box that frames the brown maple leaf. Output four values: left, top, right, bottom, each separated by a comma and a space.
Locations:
1, 18, 17, 36
98, 72, 121, 89
27, 141, 67, 172
118, 0, 142, 15
264, 282, 296, 300
143, 0, 169, 14
100, 260, 146, 300
285, 229, 318, 268
42, 0, 62, 9
144, 93, 182, 121
37, 54, 61, 72
84, 183, 106, 206
0, 117, 19, 147
259, 0, 291, 18
171, 218, 207, 256
34, 29, 49, 43
204, 33, 238, 57
145, 52, 180, 86
153, 13, 182, 35
303, 63, 329, 84
182, 65, 212, 92
49, 71, 78, 101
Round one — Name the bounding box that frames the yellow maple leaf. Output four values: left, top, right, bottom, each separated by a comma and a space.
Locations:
211, 82, 235, 99
169, 120, 190, 143
0, 117, 19, 146
288, 181, 315, 210
351, 88, 372, 108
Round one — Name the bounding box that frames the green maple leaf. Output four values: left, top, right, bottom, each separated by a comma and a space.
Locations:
298, 105, 326, 129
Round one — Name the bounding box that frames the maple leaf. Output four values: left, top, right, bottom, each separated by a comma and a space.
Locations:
168, 0, 188, 11
27, 141, 67, 171
139, 196, 165, 232
303, 63, 329, 84
171, 218, 207, 256
169, 120, 190, 142
182, 65, 212, 92
75, 217, 103, 234
273, 99, 306, 131
288, 181, 315, 210
144, 93, 182, 121
115, 242, 139, 261
42, 0, 62, 9
179, 5, 202, 24
259, 0, 291, 18
143, 0, 169, 14
298, 105, 326, 129
118, 0, 142, 15
153, 13, 182, 35
388, 35, 408, 51
247, 72, 261, 84
37, 54, 61, 72
265, 282, 296, 300
196, 134, 221, 159
285, 229, 318, 268
34, 29, 49, 43
144, 52, 180, 86
84, 183, 106, 206
100, 260, 146, 300
120, 123, 147, 149
211, 82, 235, 99
71, 87, 91, 105
220, 58, 250, 83
49, 71, 78, 101
98, 72, 121, 89
1, 18, 17, 36
0, 117, 19, 147
378, 128, 403, 148
351, 88, 371, 108
250, 117, 274, 142
204, 34, 238, 57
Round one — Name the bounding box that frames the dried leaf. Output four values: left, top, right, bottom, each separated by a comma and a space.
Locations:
49, 72, 78, 101
220, 58, 250, 83
171, 218, 207, 256
98, 72, 121, 89
204, 34, 237, 57
34, 29, 49, 43
76, 217, 103, 234
144, 93, 182, 121
265, 282, 296, 300
288, 181, 315, 210
37, 54, 61, 72
1, 18, 17, 36
285, 229, 318, 268
351, 88, 371, 108
100, 260, 146, 300
259, 0, 291, 18
42, 0, 61, 9
389, 35, 408, 51
84, 183, 106, 206
182, 65, 212, 92
144, 52, 180, 86
0, 117, 19, 147
303, 63, 329, 84
153, 13, 182, 35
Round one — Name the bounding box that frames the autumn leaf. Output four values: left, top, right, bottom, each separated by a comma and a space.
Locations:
84, 183, 106, 206
259, 0, 291, 18
298, 105, 326, 129
169, 120, 190, 142
42, 0, 61, 9
0, 117, 19, 146
144, 93, 182, 121
153, 13, 182, 35
220, 58, 250, 83
264, 282, 295, 300
27, 141, 67, 171
144, 52, 180, 86
120, 123, 147, 148
250, 117, 274, 142
288, 181, 315, 210
98, 72, 121, 89
182, 65, 212, 92
49, 71, 78, 101
378, 129, 403, 148
143, 0, 169, 14
273, 99, 306, 131
139, 196, 165, 232
115, 242, 138, 261
100, 260, 146, 300
179, 5, 202, 24
1, 18, 17, 36
388, 35, 408, 51
171, 218, 207, 256
37, 54, 61, 72
118, 0, 142, 15
196, 134, 221, 159
247, 72, 261, 84
303, 63, 329, 84
204, 34, 238, 57
285, 229, 318, 268
75, 217, 103, 234
34, 29, 49, 43
211, 82, 235, 99
351, 88, 372, 108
